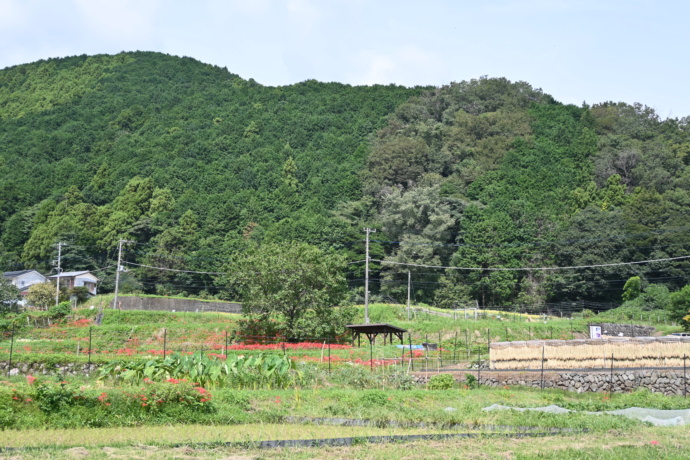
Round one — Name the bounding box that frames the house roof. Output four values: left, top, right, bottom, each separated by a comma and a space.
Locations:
48, 271, 99, 280
3, 270, 41, 278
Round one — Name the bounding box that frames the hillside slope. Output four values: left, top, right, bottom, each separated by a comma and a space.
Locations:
1, 52, 690, 309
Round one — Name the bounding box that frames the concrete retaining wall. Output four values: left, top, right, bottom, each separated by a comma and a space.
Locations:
595, 322, 656, 337
111, 296, 242, 314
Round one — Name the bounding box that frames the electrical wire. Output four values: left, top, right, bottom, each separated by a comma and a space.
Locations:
122, 261, 226, 275
371, 255, 690, 272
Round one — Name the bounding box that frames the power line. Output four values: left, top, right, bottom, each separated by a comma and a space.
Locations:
371, 254, 690, 272
123, 261, 227, 275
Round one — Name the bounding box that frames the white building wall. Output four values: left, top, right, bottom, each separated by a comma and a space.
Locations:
12, 271, 46, 290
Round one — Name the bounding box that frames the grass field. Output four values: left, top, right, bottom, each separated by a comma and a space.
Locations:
1, 427, 686, 460
0, 384, 688, 459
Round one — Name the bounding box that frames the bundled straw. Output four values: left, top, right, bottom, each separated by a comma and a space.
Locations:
490, 337, 690, 370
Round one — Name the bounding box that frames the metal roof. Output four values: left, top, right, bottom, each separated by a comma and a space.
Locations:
3, 270, 40, 278
345, 323, 408, 334
48, 271, 99, 280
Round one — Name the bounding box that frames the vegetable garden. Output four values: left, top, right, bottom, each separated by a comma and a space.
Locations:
1, 302, 689, 458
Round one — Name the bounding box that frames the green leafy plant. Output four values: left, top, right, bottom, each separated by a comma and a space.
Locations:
359, 390, 389, 406
98, 352, 297, 389
428, 373, 455, 390
48, 301, 72, 320
465, 373, 478, 390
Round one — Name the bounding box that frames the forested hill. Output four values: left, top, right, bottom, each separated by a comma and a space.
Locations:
1, 51, 690, 310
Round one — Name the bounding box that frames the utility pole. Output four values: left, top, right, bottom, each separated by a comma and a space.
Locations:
55, 242, 65, 307
407, 271, 411, 320
113, 239, 132, 310
364, 228, 376, 324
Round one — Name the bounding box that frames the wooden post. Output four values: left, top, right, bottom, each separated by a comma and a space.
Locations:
370, 339, 373, 372
477, 353, 481, 387
465, 329, 469, 360
540, 345, 545, 391
438, 332, 442, 368
7, 322, 15, 376
401, 337, 405, 368
409, 333, 414, 371
487, 328, 490, 368
609, 353, 614, 398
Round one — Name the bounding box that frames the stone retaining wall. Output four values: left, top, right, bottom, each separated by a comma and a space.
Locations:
4, 360, 687, 397
111, 296, 242, 313
413, 370, 688, 396
0, 361, 98, 376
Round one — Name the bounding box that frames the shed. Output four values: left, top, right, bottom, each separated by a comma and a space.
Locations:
345, 323, 407, 346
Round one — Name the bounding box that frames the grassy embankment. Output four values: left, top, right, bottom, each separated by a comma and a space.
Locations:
0, 301, 683, 367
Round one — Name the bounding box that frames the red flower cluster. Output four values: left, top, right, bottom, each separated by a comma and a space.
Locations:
224, 342, 352, 351
66, 318, 91, 327
194, 386, 211, 403
97, 392, 111, 405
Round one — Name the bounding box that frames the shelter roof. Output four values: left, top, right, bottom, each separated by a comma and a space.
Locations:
345, 323, 407, 334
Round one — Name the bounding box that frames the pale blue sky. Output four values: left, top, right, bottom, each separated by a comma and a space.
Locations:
1, 0, 688, 118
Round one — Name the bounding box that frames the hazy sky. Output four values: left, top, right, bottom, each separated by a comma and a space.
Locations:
2, 0, 688, 118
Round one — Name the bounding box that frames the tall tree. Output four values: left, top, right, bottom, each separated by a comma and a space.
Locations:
222, 242, 349, 339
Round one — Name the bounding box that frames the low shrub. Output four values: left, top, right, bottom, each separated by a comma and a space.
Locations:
48, 302, 72, 320
465, 373, 478, 389
1, 376, 216, 429
428, 373, 455, 390
359, 389, 389, 406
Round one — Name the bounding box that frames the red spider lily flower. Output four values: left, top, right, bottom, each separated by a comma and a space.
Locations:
650, 441, 659, 445
26, 375, 37, 385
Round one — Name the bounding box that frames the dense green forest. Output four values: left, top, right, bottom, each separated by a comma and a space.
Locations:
1, 51, 690, 312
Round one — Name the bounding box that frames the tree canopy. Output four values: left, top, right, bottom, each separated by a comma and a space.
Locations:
222, 242, 352, 339
1, 54, 690, 312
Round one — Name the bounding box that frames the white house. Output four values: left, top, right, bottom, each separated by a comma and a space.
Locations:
2, 270, 47, 296
48, 271, 99, 296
